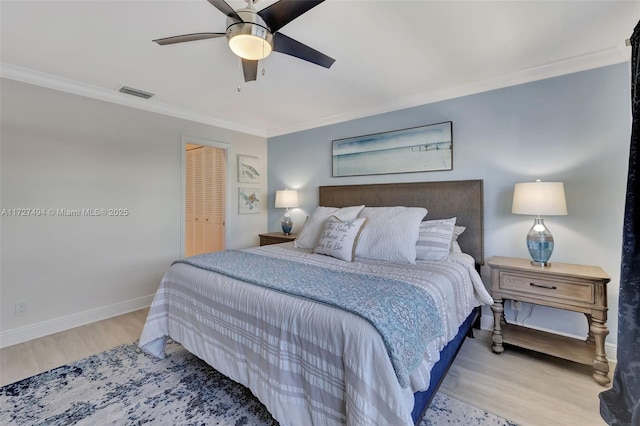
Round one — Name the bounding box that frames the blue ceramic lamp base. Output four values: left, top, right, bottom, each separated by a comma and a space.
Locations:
527, 217, 554, 267
281, 213, 293, 235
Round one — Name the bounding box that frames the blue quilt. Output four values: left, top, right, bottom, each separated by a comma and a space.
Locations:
176, 250, 444, 387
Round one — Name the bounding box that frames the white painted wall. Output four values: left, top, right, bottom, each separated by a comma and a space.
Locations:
0, 79, 267, 346
268, 63, 631, 353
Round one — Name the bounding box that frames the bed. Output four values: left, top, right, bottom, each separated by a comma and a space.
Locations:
139, 180, 492, 425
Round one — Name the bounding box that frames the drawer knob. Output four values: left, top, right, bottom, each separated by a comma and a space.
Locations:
530, 282, 557, 290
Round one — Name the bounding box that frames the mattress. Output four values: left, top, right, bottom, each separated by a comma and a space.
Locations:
139, 243, 493, 426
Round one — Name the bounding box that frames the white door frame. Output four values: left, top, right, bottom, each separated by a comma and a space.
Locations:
180, 135, 231, 258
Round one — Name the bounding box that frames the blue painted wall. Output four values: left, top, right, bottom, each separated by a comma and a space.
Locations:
267, 63, 631, 350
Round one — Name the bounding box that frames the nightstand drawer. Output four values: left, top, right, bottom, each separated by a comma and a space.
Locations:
500, 272, 594, 304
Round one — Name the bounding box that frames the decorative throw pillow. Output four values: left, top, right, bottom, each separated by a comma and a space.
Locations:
295, 205, 365, 249
355, 206, 428, 264
416, 218, 457, 261
314, 216, 368, 262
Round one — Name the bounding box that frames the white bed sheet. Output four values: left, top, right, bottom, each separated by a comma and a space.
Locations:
139, 243, 493, 426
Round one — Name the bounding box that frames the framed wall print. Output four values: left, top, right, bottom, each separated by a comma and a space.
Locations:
237, 154, 261, 184
332, 121, 453, 177
238, 187, 261, 214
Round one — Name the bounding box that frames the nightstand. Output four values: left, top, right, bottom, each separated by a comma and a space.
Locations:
259, 232, 297, 246
488, 256, 611, 385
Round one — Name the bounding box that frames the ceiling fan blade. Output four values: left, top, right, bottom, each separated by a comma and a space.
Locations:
258, 0, 325, 33
242, 59, 258, 82
153, 33, 225, 45
273, 32, 335, 69
206, 0, 243, 22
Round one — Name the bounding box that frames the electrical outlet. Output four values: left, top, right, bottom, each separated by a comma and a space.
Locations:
511, 300, 522, 311
15, 300, 28, 316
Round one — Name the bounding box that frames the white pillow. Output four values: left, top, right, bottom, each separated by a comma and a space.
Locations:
294, 205, 364, 249
355, 206, 427, 264
453, 225, 466, 242
416, 218, 457, 261
451, 225, 466, 253
314, 216, 368, 262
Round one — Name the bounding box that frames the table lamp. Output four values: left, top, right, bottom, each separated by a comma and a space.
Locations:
275, 189, 298, 235
512, 180, 568, 266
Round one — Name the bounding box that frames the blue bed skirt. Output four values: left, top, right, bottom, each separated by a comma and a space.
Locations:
411, 306, 480, 423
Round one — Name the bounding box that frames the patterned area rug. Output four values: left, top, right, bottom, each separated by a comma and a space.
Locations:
0, 340, 516, 425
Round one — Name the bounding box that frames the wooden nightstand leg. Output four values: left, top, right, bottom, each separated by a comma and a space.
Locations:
590, 314, 610, 385
491, 299, 504, 354
584, 313, 595, 343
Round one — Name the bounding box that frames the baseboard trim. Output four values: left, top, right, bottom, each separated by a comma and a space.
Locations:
479, 313, 617, 363
0, 295, 154, 348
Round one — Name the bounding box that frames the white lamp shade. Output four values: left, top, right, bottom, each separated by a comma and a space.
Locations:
512, 181, 568, 216
275, 189, 299, 209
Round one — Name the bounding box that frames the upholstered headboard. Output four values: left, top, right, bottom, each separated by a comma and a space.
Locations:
319, 180, 484, 266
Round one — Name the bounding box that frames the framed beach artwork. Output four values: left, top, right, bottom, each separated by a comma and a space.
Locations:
238, 187, 261, 214
238, 155, 261, 184
332, 121, 453, 177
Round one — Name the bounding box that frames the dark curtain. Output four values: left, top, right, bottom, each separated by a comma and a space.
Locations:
599, 21, 640, 426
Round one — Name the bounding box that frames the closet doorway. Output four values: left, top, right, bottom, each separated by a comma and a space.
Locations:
184, 140, 227, 257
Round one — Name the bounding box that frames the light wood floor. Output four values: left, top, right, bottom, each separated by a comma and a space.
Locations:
1, 310, 610, 425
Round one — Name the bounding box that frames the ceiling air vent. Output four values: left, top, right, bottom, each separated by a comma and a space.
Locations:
118, 86, 154, 99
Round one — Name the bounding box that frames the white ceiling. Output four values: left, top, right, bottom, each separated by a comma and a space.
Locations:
1, 1, 637, 137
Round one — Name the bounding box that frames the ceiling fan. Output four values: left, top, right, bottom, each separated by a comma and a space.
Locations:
153, 0, 335, 82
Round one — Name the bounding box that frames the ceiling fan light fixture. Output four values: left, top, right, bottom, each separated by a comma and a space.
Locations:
228, 30, 273, 60
226, 9, 273, 61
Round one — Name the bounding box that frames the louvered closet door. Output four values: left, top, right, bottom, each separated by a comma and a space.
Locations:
193, 148, 205, 254
185, 146, 226, 257
185, 150, 196, 257
203, 146, 226, 252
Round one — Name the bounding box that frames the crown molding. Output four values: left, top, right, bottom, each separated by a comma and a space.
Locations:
0, 63, 267, 138
266, 43, 631, 138
1, 40, 629, 141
